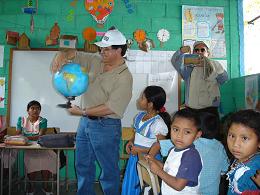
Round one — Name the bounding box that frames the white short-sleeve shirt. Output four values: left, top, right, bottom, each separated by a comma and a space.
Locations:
134, 115, 168, 148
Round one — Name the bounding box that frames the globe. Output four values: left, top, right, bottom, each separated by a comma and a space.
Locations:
53, 63, 89, 107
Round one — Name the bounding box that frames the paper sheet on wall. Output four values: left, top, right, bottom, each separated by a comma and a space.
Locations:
0, 77, 5, 108
149, 72, 176, 93
245, 75, 258, 109
149, 72, 178, 115
126, 50, 175, 74
182, 5, 226, 58
183, 39, 196, 53
0, 45, 4, 67
122, 50, 179, 127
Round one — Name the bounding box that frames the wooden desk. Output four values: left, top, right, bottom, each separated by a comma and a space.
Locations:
0, 142, 75, 195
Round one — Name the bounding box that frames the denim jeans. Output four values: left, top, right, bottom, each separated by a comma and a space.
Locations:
76, 116, 121, 195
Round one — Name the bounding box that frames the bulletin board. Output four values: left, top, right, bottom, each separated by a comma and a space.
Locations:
7, 49, 180, 132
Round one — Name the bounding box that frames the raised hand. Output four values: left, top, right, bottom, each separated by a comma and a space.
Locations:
51, 49, 76, 73
180, 46, 191, 54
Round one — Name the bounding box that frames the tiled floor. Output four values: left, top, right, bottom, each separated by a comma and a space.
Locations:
3, 181, 104, 195
1, 167, 104, 195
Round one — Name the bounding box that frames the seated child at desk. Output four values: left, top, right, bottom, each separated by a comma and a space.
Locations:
17, 100, 56, 195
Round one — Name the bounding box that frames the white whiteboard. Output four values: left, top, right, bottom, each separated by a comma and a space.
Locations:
8, 49, 179, 132
9, 50, 80, 132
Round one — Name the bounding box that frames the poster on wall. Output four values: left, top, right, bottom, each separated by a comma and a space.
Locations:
245, 75, 258, 109
0, 77, 5, 108
182, 5, 226, 58
0, 45, 4, 67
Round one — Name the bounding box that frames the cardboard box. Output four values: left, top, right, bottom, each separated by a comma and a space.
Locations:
59, 35, 78, 49
6, 31, 19, 45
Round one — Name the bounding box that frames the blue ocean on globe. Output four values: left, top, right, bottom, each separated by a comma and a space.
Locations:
53, 63, 89, 97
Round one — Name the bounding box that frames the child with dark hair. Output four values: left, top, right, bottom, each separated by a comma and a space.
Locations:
225, 109, 260, 194
146, 108, 203, 194
193, 112, 229, 194
121, 86, 171, 195
16, 100, 56, 195
148, 110, 229, 195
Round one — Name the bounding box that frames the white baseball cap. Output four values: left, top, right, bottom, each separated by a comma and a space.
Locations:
95, 29, 126, 48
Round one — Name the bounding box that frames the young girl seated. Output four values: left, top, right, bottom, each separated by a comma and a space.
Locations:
225, 109, 260, 194
121, 86, 171, 195
146, 108, 203, 194
17, 100, 57, 195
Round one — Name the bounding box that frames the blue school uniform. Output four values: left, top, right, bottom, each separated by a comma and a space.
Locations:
121, 112, 168, 195
227, 153, 260, 194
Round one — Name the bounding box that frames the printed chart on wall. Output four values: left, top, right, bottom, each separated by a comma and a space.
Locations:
182, 5, 226, 58
0, 77, 5, 108
123, 50, 179, 127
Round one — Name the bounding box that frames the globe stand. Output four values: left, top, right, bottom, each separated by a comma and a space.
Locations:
57, 96, 75, 108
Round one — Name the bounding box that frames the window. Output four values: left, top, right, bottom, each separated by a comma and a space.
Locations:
241, 0, 260, 76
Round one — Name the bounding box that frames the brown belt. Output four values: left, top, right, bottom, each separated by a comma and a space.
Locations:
87, 116, 104, 120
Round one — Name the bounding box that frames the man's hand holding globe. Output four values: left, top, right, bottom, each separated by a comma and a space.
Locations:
51, 49, 77, 73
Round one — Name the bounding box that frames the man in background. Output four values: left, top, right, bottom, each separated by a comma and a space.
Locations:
171, 41, 228, 116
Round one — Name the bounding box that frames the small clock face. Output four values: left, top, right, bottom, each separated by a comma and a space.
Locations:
157, 29, 170, 42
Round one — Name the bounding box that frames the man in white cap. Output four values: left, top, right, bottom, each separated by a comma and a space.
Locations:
171, 41, 228, 116
52, 27, 133, 195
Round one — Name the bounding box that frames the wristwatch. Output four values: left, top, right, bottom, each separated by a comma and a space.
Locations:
82, 109, 87, 116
